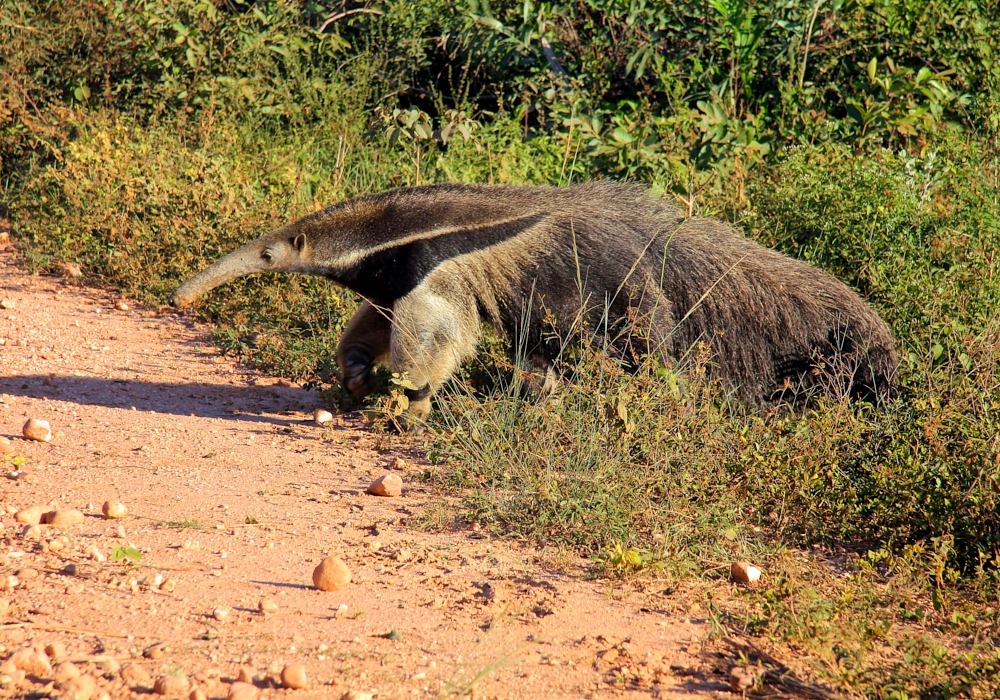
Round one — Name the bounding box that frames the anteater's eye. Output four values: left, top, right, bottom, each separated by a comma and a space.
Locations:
261, 250, 273, 262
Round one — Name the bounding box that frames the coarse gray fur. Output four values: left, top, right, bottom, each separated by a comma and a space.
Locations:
169, 181, 899, 428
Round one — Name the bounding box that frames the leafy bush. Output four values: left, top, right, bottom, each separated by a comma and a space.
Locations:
4, 107, 380, 377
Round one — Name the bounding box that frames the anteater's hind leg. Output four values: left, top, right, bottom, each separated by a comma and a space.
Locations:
336, 301, 393, 399
522, 354, 558, 400
390, 282, 482, 431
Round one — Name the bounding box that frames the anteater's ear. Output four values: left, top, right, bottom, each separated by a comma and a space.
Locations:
293, 233, 306, 252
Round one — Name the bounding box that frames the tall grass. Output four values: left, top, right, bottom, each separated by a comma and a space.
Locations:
431, 332, 1000, 693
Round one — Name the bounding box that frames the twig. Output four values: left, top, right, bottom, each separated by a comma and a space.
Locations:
0, 623, 140, 639
799, 0, 826, 90
399, 85, 496, 103
1, 22, 40, 32
674, 253, 752, 330
319, 8, 383, 33
0, 70, 48, 126
64, 654, 132, 664
141, 562, 208, 571
721, 636, 844, 700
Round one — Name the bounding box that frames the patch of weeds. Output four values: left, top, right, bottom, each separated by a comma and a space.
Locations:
532, 546, 576, 575
716, 540, 1000, 696
414, 501, 458, 533
2, 455, 26, 475
605, 542, 664, 576
164, 518, 205, 530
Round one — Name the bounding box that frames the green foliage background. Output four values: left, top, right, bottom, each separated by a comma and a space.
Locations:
2, 0, 1000, 695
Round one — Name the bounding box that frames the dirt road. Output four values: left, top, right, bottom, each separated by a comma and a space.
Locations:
0, 250, 728, 699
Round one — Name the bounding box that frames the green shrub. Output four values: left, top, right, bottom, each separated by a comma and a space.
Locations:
5, 109, 376, 378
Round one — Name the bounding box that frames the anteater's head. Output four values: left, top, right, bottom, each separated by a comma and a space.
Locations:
167, 184, 527, 308
168, 226, 312, 308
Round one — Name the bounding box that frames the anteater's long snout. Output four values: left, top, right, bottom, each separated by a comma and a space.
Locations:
168, 241, 267, 308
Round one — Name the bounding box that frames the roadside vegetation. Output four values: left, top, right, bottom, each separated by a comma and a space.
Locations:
2, 0, 999, 695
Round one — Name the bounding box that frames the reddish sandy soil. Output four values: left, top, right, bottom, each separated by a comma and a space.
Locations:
0, 249, 733, 699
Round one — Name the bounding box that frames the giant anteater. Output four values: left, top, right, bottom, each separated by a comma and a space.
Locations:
170, 182, 898, 428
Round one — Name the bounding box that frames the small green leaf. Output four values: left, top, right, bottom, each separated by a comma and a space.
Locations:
111, 543, 142, 563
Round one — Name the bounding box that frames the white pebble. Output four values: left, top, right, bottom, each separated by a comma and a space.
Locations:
730, 561, 763, 585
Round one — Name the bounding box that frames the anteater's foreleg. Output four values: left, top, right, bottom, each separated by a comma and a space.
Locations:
336, 301, 392, 399
389, 283, 481, 430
